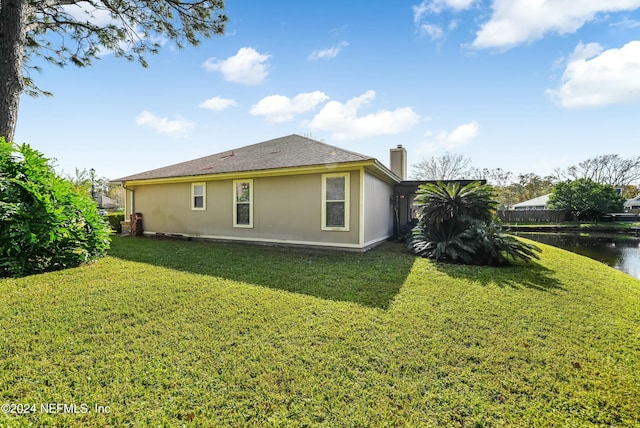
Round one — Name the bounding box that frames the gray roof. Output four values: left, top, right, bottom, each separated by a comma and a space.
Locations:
512, 193, 551, 208
625, 195, 640, 207
115, 134, 377, 182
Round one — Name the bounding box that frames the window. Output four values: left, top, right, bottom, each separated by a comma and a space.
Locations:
322, 173, 349, 231
192, 183, 206, 210
233, 179, 253, 228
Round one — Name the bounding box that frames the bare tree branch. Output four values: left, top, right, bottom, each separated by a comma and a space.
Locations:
411, 153, 474, 181
0, 0, 227, 139
558, 154, 640, 188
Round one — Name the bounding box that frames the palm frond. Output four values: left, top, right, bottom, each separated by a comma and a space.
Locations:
410, 181, 539, 266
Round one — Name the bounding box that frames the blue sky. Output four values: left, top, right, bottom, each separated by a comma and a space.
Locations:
14, 0, 640, 181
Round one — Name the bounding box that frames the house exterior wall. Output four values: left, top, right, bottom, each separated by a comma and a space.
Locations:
131, 170, 363, 248
363, 171, 394, 246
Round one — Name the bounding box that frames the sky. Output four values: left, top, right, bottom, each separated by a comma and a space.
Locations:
14, 0, 640, 182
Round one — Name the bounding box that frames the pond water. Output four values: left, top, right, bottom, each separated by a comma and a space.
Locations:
515, 232, 640, 280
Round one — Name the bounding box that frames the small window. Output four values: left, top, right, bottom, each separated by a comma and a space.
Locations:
192, 183, 206, 210
233, 179, 253, 228
322, 173, 349, 231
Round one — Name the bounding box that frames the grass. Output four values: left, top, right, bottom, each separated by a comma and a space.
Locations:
1, 236, 639, 426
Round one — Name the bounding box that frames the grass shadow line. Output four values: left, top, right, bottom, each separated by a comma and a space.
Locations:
108, 236, 416, 310
432, 259, 565, 292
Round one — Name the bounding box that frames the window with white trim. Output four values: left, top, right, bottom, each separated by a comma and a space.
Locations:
322, 173, 349, 231
233, 179, 253, 228
192, 183, 206, 210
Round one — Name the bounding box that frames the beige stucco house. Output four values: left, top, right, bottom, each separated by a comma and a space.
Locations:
114, 134, 408, 250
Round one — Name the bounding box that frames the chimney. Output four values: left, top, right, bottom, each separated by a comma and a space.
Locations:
390, 145, 407, 181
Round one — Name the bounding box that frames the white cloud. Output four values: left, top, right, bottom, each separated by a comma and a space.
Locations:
612, 17, 640, 28
413, 0, 476, 19
568, 42, 605, 62
198, 96, 238, 111
419, 24, 445, 40
419, 120, 479, 152
202, 47, 271, 85
250, 91, 329, 123
308, 41, 349, 61
413, 1, 476, 40
414, 1, 640, 50
63, 2, 116, 26
135, 111, 194, 137
306, 90, 420, 140
62, 3, 168, 56
546, 41, 640, 108
439, 120, 479, 147
472, 0, 640, 50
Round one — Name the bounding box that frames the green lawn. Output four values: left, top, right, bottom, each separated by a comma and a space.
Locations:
1, 237, 639, 427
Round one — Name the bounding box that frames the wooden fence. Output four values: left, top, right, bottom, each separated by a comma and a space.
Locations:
497, 210, 570, 223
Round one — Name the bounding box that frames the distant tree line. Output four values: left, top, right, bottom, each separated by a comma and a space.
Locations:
553, 154, 640, 189
412, 152, 640, 209
65, 168, 124, 209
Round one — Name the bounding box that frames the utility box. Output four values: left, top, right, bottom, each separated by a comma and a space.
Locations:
130, 213, 143, 236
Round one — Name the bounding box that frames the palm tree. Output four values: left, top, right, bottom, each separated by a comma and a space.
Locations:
410, 181, 539, 266
414, 181, 497, 225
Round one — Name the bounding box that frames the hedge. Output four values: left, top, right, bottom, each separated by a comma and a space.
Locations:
107, 212, 125, 233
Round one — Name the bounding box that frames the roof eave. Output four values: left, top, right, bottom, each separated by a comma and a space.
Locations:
366, 160, 402, 184
117, 160, 382, 186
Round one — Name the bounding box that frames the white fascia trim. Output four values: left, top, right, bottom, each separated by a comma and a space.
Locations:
359, 167, 365, 247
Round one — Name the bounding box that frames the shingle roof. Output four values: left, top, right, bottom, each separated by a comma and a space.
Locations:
625, 195, 640, 207
512, 193, 551, 208
114, 134, 376, 182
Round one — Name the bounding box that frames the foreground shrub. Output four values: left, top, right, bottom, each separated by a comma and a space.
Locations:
410, 181, 539, 266
0, 139, 111, 277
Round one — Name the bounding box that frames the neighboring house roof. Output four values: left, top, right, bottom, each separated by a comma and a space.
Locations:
625, 195, 640, 208
95, 195, 118, 209
512, 194, 551, 209
115, 134, 393, 182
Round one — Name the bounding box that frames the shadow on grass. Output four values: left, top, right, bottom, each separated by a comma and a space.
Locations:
108, 236, 416, 310
433, 259, 565, 292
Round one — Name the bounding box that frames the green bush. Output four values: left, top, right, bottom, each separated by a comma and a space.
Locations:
0, 139, 111, 278
107, 212, 125, 233
549, 178, 626, 221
